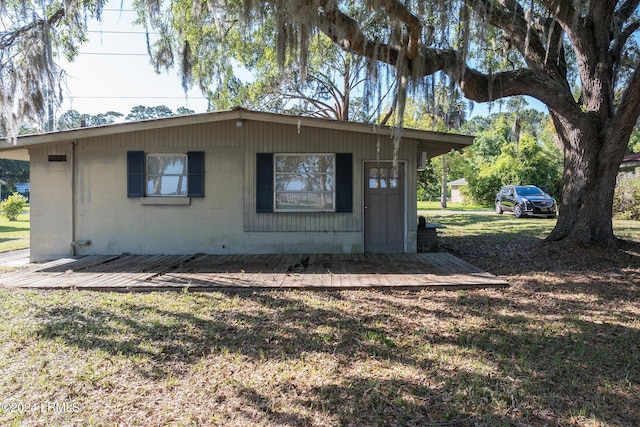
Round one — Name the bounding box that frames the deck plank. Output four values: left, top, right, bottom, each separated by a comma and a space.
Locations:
0, 253, 508, 291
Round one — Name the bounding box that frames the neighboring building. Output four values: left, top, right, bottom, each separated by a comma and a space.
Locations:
14, 182, 30, 195
0, 108, 473, 262
447, 178, 468, 203
620, 152, 640, 172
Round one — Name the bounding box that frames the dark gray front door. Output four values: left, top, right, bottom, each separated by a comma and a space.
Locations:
364, 162, 404, 253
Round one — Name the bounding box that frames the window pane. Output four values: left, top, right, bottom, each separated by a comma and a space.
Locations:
147, 155, 186, 175
274, 154, 336, 211
146, 154, 188, 197
276, 192, 334, 210
276, 174, 334, 191
147, 176, 188, 196
275, 155, 334, 173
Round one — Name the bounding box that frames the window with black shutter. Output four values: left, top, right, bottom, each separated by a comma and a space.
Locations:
256, 152, 352, 213
127, 151, 204, 198
256, 153, 274, 212
127, 151, 145, 197
335, 153, 352, 212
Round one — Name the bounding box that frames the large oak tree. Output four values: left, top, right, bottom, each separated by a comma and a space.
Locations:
3, 0, 640, 246
293, 0, 640, 246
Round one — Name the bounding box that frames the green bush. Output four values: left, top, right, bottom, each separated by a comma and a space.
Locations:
0, 192, 28, 221
613, 173, 640, 220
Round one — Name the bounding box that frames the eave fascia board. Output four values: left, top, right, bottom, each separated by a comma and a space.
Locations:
1, 107, 474, 151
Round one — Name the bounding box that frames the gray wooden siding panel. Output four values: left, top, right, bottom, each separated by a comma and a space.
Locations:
243, 122, 415, 233
53, 119, 413, 243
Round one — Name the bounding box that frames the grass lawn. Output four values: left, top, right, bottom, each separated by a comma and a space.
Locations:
418, 200, 488, 211
1, 213, 639, 426
0, 207, 29, 253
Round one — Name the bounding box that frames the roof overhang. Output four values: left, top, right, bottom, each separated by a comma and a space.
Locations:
0, 108, 474, 161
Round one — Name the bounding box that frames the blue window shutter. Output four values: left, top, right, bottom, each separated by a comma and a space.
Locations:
127, 151, 145, 197
187, 151, 205, 197
335, 153, 353, 212
256, 153, 273, 213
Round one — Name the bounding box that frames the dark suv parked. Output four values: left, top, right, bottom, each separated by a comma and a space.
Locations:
495, 185, 557, 218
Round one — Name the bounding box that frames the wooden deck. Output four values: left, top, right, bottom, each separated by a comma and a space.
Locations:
0, 253, 508, 291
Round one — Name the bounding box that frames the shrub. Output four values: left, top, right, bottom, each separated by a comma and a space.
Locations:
613, 173, 640, 220
0, 192, 28, 221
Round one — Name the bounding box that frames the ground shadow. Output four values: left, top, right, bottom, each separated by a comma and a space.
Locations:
25, 288, 640, 426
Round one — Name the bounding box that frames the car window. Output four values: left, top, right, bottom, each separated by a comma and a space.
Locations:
517, 186, 544, 196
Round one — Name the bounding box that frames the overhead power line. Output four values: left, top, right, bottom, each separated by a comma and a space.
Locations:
76, 52, 149, 56
86, 30, 159, 35
70, 96, 208, 100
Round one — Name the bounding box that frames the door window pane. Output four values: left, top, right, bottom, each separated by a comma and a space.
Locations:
369, 168, 379, 188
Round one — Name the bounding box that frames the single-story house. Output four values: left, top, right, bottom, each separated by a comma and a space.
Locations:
0, 108, 473, 262
446, 178, 468, 203
15, 182, 30, 194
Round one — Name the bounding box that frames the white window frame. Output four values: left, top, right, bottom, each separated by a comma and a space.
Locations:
274, 153, 336, 212
146, 153, 189, 197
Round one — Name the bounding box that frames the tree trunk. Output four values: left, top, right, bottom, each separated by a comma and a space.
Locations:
440, 154, 447, 208
547, 112, 628, 245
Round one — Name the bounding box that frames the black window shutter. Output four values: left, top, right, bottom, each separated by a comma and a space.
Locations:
335, 153, 353, 212
256, 153, 273, 213
187, 151, 205, 197
127, 151, 145, 197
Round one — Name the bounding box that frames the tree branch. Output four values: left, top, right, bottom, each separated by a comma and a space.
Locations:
454, 66, 576, 114
283, 90, 338, 117
317, 0, 400, 68
612, 19, 640, 65
377, 0, 421, 60
587, 0, 617, 45
306, 73, 344, 112
539, 0, 577, 28
0, 8, 66, 50
315, 0, 578, 116
616, 0, 640, 22
612, 62, 640, 135
465, 0, 568, 83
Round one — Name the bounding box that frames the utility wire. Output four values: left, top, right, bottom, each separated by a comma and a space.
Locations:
70, 96, 208, 100
75, 52, 149, 56
86, 30, 159, 35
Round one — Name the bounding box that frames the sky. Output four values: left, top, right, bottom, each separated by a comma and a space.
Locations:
57, 1, 209, 118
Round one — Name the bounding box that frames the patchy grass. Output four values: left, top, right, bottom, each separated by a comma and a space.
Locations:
417, 201, 488, 211
0, 207, 29, 252
1, 214, 639, 426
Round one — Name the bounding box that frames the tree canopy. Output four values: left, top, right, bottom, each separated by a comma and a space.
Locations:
3, 0, 640, 245
0, 0, 107, 139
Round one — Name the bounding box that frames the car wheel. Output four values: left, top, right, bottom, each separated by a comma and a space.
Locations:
514, 204, 524, 218
495, 201, 503, 214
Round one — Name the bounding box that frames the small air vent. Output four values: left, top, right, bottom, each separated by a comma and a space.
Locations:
48, 154, 67, 162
